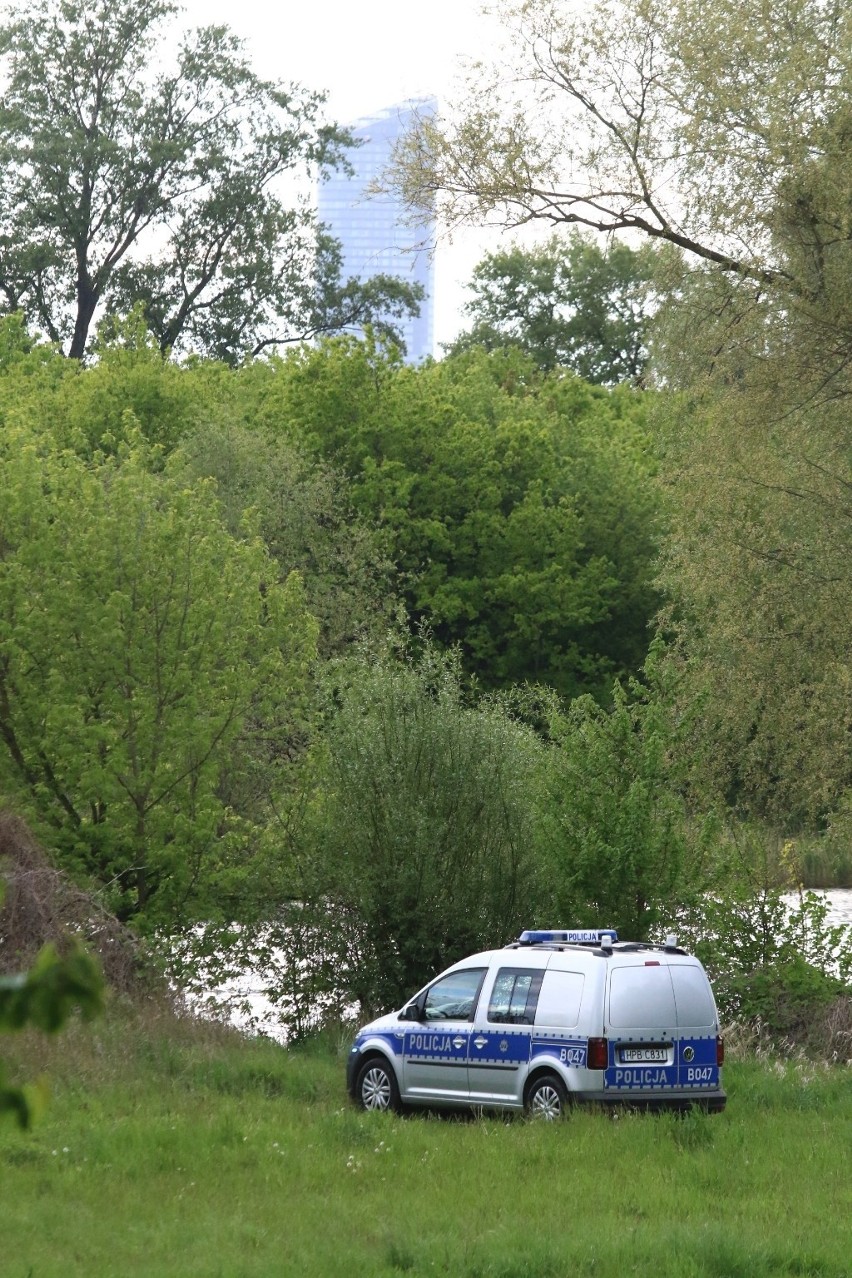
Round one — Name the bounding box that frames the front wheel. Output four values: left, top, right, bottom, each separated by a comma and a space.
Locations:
525, 1072, 569, 1121
355, 1056, 401, 1113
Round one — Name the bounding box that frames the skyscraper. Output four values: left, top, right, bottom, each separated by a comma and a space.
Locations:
318, 99, 436, 362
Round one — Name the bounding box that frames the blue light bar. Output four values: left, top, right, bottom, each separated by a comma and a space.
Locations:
518, 928, 618, 946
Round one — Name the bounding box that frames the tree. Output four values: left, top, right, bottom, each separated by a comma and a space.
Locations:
175, 419, 399, 660
389, 0, 852, 831
0, 418, 318, 925
248, 337, 661, 700
540, 666, 708, 941
389, 0, 848, 292
309, 641, 549, 1011
448, 233, 659, 383
0, 0, 421, 361
652, 275, 852, 830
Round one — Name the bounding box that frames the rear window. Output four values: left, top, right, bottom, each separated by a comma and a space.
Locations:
670, 964, 717, 1027
534, 970, 585, 1028
608, 966, 676, 1028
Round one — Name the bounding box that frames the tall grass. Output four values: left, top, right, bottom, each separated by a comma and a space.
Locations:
2, 1005, 850, 1277
798, 839, 852, 890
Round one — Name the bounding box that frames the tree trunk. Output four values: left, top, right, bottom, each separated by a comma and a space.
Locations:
69, 281, 99, 360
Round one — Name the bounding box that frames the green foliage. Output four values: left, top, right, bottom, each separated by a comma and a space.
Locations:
0, 0, 420, 360
388, 0, 852, 833
653, 268, 852, 829
175, 417, 398, 659
0, 415, 318, 925
0, 941, 103, 1036
0, 877, 103, 1128
248, 338, 661, 699
449, 233, 660, 383
540, 658, 708, 939
682, 885, 851, 1040
307, 640, 549, 1011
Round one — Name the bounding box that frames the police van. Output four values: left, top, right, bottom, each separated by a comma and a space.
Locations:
347, 929, 726, 1118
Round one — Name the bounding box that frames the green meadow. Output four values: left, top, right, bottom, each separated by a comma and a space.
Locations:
2, 1008, 850, 1278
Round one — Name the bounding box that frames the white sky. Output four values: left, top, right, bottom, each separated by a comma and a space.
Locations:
177, 0, 519, 351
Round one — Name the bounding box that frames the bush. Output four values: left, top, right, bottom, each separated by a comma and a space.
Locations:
679, 885, 851, 1054
306, 640, 550, 1013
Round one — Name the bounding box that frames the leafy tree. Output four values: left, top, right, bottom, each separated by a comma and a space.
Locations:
307, 641, 549, 1011
651, 281, 852, 829
388, 0, 852, 830
449, 233, 659, 383
540, 660, 710, 940
0, 419, 318, 925
389, 0, 847, 291
0, 0, 420, 361
0, 312, 221, 460
175, 420, 399, 660
247, 338, 661, 700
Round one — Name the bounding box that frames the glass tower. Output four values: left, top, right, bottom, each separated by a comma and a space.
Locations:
318, 99, 436, 362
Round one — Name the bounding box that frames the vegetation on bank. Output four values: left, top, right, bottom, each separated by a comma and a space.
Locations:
1, 1005, 850, 1278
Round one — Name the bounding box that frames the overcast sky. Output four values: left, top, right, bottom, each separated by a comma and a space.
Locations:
178, 0, 517, 350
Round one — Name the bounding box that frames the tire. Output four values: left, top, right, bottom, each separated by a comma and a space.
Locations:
355, 1056, 401, 1113
525, 1072, 569, 1121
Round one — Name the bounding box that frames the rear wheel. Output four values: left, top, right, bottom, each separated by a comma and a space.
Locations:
525, 1072, 569, 1121
355, 1056, 401, 1113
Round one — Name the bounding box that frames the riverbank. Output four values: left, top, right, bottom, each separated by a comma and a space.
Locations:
192, 888, 852, 1042
2, 1005, 850, 1277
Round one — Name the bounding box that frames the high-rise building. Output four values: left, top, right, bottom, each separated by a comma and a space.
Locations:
318, 99, 436, 362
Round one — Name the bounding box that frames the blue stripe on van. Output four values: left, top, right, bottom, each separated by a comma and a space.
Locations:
604, 1035, 718, 1089
531, 1037, 587, 1068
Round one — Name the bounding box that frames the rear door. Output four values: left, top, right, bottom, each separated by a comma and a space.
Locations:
603, 961, 720, 1097
668, 962, 721, 1092
604, 962, 679, 1095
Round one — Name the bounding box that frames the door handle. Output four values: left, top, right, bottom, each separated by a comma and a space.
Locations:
474, 1037, 487, 1049
453, 1037, 466, 1049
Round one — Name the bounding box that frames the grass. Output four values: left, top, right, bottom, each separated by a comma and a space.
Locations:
1, 1004, 850, 1278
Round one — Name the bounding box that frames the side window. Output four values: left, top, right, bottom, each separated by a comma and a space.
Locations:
423, 968, 486, 1022
487, 968, 544, 1025
670, 964, 717, 1027
534, 970, 585, 1028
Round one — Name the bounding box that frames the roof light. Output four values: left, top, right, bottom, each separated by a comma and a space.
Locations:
664, 932, 678, 949
518, 928, 619, 946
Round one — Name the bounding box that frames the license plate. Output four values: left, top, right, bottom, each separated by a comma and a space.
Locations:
620, 1046, 668, 1063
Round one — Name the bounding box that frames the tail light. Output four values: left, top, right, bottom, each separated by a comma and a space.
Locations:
587, 1037, 608, 1070
716, 1035, 725, 1066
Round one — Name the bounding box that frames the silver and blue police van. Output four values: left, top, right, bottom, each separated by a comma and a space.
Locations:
347, 929, 726, 1119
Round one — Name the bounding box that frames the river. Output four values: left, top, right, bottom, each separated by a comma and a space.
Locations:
193, 889, 852, 1043
818, 888, 852, 927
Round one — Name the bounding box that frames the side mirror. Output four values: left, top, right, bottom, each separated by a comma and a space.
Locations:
399, 1001, 421, 1022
